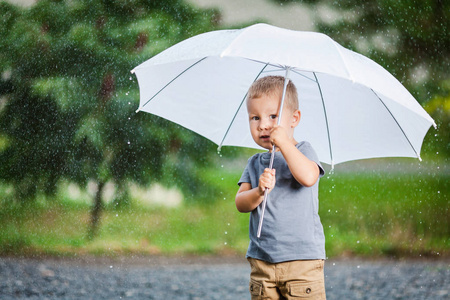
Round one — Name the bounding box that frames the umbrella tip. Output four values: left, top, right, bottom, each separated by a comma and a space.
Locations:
130, 69, 135, 74
135, 108, 141, 113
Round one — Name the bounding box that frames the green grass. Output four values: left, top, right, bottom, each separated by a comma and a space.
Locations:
0, 194, 247, 257
0, 165, 448, 259
319, 171, 448, 258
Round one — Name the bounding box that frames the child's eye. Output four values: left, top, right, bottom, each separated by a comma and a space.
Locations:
251, 116, 260, 121
270, 115, 277, 120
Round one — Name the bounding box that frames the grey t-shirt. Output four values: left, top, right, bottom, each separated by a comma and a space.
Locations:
238, 141, 325, 263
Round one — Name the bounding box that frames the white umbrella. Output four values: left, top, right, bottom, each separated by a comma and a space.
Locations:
132, 23, 436, 168
132, 23, 436, 237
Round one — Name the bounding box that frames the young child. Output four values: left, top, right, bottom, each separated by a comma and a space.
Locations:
236, 76, 326, 299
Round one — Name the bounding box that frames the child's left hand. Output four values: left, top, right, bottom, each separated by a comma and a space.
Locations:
270, 125, 290, 148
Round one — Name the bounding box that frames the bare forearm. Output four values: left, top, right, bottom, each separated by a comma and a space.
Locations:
235, 187, 263, 213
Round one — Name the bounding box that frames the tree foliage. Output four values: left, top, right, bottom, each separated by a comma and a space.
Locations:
0, 0, 218, 236
272, 0, 449, 100
271, 0, 449, 157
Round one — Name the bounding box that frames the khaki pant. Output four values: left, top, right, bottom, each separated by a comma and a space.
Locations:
248, 258, 326, 300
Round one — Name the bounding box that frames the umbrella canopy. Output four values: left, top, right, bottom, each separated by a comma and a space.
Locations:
132, 23, 436, 168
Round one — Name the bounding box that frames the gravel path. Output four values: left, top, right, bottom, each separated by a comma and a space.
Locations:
1, 256, 448, 299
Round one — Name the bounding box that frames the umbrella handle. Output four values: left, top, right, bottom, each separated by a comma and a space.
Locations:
256, 144, 276, 238
256, 67, 291, 239
257, 189, 269, 238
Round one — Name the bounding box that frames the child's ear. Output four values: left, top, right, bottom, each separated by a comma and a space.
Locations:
291, 109, 301, 127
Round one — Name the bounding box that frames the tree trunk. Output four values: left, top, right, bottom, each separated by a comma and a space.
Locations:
88, 181, 105, 240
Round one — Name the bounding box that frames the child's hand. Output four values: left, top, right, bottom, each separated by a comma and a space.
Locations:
270, 125, 290, 148
258, 168, 276, 195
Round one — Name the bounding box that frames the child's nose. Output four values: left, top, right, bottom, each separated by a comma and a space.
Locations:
259, 117, 273, 130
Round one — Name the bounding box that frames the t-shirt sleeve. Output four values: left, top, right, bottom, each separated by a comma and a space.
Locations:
238, 162, 251, 186
299, 142, 325, 177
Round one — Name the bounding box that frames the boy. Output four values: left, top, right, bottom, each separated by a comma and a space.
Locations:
236, 76, 326, 299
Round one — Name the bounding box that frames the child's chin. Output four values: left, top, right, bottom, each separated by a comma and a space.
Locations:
259, 143, 273, 150
252, 138, 272, 150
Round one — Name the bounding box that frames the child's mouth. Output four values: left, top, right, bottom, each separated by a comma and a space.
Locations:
260, 135, 270, 141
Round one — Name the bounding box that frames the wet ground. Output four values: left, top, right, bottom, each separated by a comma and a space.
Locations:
1, 255, 448, 299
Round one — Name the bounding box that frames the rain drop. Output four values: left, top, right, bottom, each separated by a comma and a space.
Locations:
127, 141, 131, 145
224, 231, 227, 235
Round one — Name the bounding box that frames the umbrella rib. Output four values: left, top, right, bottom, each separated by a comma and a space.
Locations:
242, 58, 282, 70
371, 89, 422, 160
313, 72, 334, 168
290, 69, 316, 83
138, 57, 207, 111
217, 62, 270, 150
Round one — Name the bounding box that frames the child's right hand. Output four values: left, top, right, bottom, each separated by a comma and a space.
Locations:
258, 168, 276, 195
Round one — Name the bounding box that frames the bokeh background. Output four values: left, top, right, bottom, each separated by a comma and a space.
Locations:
0, 0, 448, 259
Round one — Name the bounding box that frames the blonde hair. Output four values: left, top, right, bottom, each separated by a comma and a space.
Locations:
247, 76, 298, 112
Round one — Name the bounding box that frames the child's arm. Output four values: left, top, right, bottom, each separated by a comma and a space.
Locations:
235, 168, 275, 213
271, 125, 320, 187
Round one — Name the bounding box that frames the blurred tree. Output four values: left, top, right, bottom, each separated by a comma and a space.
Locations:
0, 0, 218, 238
271, 0, 449, 100
271, 0, 449, 155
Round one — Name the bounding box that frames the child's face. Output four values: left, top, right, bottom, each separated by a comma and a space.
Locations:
247, 92, 300, 150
